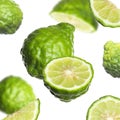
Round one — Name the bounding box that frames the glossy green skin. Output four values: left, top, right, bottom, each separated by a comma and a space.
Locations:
0, 0, 23, 34
0, 76, 36, 114
21, 23, 75, 78
103, 41, 120, 77
50, 0, 98, 31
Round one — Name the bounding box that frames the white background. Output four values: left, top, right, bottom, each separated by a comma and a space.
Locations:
0, 0, 120, 119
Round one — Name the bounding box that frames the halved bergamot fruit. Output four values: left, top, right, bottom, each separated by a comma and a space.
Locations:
87, 95, 120, 120
3, 99, 40, 120
43, 57, 94, 102
50, 0, 98, 32
90, 0, 120, 27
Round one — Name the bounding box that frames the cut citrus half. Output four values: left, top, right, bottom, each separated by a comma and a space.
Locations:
87, 95, 120, 120
43, 57, 94, 102
3, 99, 40, 120
90, 0, 120, 27
50, 0, 98, 32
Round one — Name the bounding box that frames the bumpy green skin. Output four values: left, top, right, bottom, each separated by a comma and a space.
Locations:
0, 76, 36, 114
50, 0, 98, 31
21, 23, 74, 78
103, 41, 120, 77
0, 0, 23, 34
45, 82, 90, 102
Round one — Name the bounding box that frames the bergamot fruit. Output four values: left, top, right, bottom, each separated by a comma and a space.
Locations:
103, 41, 120, 77
50, 0, 98, 32
87, 95, 120, 120
0, 75, 36, 114
90, 0, 120, 27
21, 23, 75, 78
0, 0, 23, 34
3, 99, 40, 120
43, 57, 94, 102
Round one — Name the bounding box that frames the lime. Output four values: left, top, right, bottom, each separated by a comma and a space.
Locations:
87, 95, 120, 120
0, 75, 36, 114
21, 23, 74, 78
0, 0, 23, 34
50, 0, 98, 32
90, 0, 120, 27
103, 41, 120, 77
3, 99, 40, 120
43, 57, 94, 102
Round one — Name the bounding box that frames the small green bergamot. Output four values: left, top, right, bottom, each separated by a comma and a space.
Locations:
103, 41, 120, 77
0, 75, 36, 114
0, 0, 23, 34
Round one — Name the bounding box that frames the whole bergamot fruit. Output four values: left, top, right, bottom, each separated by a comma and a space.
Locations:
0, 0, 23, 34
103, 41, 120, 77
21, 23, 75, 78
0, 75, 36, 114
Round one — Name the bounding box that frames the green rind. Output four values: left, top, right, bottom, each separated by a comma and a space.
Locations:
43, 57, 94, 102
0, 76, 36, 114
50, 0, 98, 32
86, 95, 120, 120
103, 41, 120, 77
35, 99, 40, 120
0, 0, 23, 34
21, 23, 75, 78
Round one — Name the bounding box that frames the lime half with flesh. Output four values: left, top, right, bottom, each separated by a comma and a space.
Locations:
87, 95, 120, 120
50, 0, 98, 32
3, 99, 40, 120
43, 57, 94, 102
90, 0, 120, 27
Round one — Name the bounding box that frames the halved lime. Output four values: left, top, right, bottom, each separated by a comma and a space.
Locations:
3, 99, 40, 120
87, 95, 120, 120
43, 57, 94, 102
50, 0, 98, 32
90, 0, 120, 27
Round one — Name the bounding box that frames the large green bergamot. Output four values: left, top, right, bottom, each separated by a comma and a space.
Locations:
21, 23, 75, 78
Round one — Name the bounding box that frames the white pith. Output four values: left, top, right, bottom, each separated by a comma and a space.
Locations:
51, 12, 95, 32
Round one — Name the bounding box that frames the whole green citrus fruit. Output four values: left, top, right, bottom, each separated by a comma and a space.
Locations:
0, 75, 36, 114
0, 0, 23, 34
21, 23, 75, 78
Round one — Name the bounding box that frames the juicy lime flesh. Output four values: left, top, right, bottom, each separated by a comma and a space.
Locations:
87, 96, 120, 120
51, 13, 95, 32
91, 0, 120, 25
45, 57, 92, 90
3, 99, 40, 120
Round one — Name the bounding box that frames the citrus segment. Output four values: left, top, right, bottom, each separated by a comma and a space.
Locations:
87, 95, 120, 120
3, 99, 40, 120
44, 57, 94, 101
90, 0, 120, 27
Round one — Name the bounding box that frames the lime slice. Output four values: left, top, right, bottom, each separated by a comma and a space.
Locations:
87, 95, 120, 120
43, 57, 94, 102
90, 0, 120, 27
3, 99, 40, 120
50, 0, 98, 32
